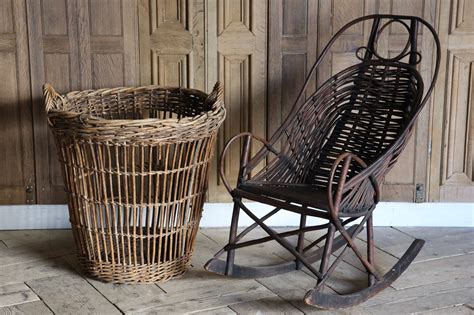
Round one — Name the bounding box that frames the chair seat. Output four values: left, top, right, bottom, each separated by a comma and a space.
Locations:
235, 181, 330, 211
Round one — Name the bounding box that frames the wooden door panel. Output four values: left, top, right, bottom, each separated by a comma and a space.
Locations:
0, 53, 24, 188
89, 0, 123, 36
268, 0, 317, 147
207, 0, 267, 201
79, 0, 138, 89
27, 0, 80, 204
379, 0, 436, 202
138, 0, 204, 89
28, 0, 138, 204
92, 54, 126, 88
441, 52, 474, 199
0, 0, 35, 205
430, 0, 474, 201
429, 0, 474, 201
317, 0, 373, 87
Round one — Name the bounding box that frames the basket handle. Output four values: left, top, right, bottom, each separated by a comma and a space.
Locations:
205, 81, 224, 108
43, 83, 63, 113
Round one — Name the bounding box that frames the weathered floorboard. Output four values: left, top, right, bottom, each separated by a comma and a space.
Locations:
0, 228, 471, 314
0, 283, 39, 307
62, 254, 166, 307
191, 231, 224, 267
361, 277, 474, 308
417, 305, 474, 314
121, 279, 275, 314
255, 270, 339, 314
192, 306, 237, 315
200, 227, 290, 267
158, 266, 240, 294
395, 227, 474, 262
27, 274, 121, 314
0, 258, 75, 285
357, 227, 415, 259
362, 285, 473, 313
229, 296, 304, 314
0, 238, 75, 267
334, 237, 399, 275
0, 230, 73, 248
391, 253, 474, 290
0, 301, 53, 315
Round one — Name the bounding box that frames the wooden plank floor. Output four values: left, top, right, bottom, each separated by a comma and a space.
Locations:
0, 227, 472, 314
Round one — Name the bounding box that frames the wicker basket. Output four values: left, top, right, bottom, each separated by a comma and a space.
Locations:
44, 83, 225, 283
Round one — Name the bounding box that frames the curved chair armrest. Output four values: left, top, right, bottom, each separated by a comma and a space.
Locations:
327, 152, 381, 216
219, 132, 282, 194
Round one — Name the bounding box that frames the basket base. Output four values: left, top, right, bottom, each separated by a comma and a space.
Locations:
78, 255, 191, 283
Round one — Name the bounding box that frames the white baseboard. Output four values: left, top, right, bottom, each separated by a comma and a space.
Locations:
202, 202, 474, 227
0, 202, 472, 230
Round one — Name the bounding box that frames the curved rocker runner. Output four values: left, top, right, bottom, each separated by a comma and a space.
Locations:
205, 14, 440, 309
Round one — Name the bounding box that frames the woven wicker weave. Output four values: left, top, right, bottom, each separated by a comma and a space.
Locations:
44, 83, 225, 283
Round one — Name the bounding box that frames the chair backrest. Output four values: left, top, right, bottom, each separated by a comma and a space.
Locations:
257, 15, 440, 190
304, 60, 423, 188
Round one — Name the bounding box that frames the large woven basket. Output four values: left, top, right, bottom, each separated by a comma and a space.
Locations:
44, 83, 225, 283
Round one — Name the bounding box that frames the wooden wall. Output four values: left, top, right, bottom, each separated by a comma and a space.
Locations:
0, 0, 472, 205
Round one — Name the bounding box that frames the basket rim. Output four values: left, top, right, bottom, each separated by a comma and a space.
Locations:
44, 84, 225, 128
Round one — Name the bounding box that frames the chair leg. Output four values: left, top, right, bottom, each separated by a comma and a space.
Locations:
225, 199, 241, 275
317, 223, 336, 287
367, 215, 375, 286
296, 214, 307, 270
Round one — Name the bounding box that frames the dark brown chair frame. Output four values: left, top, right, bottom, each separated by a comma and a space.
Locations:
205, 15, 440, 309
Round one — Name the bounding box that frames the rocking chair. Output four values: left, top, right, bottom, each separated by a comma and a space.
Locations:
205, 15, 440, 309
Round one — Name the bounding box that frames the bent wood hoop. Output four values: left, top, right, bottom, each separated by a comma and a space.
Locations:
45, 83, 225, 283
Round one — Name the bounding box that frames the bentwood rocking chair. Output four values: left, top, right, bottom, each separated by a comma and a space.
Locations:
205, 15, 440, 309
